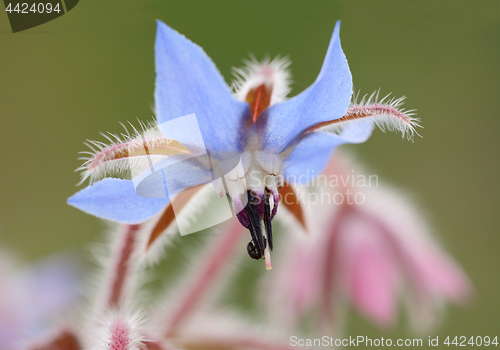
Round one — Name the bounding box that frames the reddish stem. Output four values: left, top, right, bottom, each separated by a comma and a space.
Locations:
163, 219, 244, 336
107, 224, 141, 308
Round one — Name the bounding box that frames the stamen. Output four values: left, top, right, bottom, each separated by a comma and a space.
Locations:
263, 191, 273, 251
246, 241, 261, 260
249, 192, 265, 254
259, 220, 272, 270
270, 191, 280, 219
240, 190, 279, 265
244, 205, 263, 258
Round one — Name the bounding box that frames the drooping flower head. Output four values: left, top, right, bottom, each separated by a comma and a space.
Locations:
68, 21, 419, 269
261, 153, 471, 332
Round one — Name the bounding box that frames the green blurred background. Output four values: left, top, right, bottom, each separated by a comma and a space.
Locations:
0, 0, 498, 346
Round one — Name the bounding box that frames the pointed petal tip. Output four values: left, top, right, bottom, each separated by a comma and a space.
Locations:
329, 20, 342, 47
155, 19, 169, 31
259, 18, 352, 153
154, 19, 250, 153
334, 20, 341, 32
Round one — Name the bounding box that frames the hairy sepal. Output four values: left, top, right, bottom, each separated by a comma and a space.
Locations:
311, 92, 421, 141
77, 123, 191, 185
232, 55, 292, 106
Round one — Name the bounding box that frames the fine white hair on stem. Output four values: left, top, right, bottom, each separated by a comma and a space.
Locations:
314, 91, 422, 141
231, 54, 292, 105
76, 120, 190, 185
78, 223, 153, 350
83, 224, 146, 317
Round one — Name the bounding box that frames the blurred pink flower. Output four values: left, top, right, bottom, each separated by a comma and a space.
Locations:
262, 154, 472, 332
0, 250, 82, 350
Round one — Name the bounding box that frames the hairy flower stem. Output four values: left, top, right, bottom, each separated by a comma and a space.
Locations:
107, 224, 141, 308
164, 219, 244, 336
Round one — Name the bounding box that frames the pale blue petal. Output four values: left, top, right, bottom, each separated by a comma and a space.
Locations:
155, 20, 251, 153
284, 132, 344, 185
257, 21, 353, 153
67, 178, 169, 223
333, 119, 375, 144
284, 122, 374, 184
134, 155, 214, 198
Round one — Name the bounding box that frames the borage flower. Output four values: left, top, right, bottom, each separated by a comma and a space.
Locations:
68, 20, 419, 269
261, 154, 472, 332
